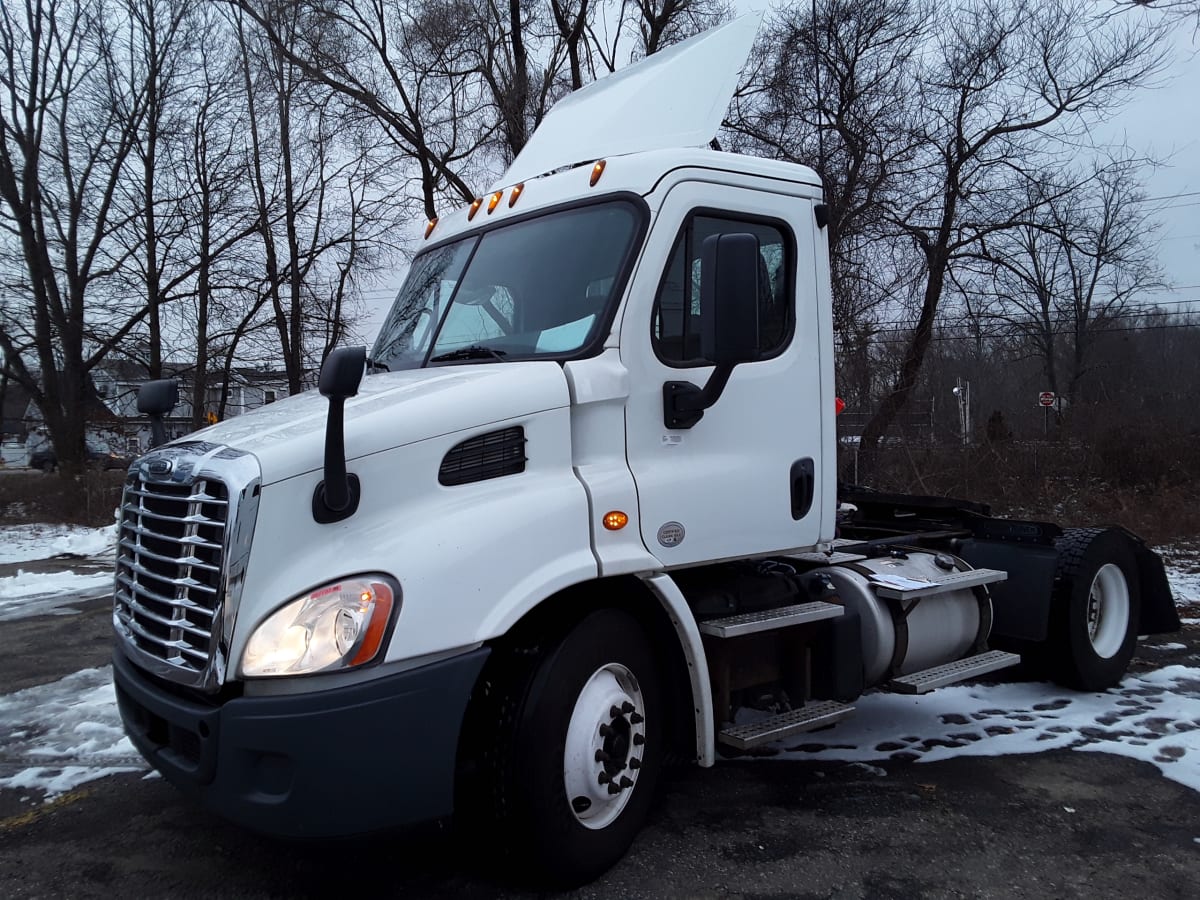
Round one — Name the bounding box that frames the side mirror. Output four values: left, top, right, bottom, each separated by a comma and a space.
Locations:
663, 233, 760, 429
319, 345, 367, 399
138, 379, 178, 449
700, 232, 760, 366
313, 346, 366, 524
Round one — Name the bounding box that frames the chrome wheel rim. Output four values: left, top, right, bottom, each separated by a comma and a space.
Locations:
1086, 563, 1130, 659
563, 662, 646, 830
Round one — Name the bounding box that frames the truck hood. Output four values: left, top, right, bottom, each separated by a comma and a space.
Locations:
181, 362, 570, 485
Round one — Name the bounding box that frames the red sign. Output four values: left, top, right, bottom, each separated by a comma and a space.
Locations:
1038, 391, 1056, 407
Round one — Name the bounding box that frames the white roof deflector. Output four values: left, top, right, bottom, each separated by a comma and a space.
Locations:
495, 12, 763, 188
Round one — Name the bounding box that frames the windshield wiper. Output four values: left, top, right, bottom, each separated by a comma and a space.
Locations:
429, 345, 508, 363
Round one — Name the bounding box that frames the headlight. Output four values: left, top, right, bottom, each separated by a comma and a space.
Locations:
241, 576, 398, 677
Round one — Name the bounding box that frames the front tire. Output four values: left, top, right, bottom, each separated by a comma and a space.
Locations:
1049, 528, 1140, 691
461, 609, 663, 886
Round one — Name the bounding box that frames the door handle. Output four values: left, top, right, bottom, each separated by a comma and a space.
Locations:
790, 458, 815, 520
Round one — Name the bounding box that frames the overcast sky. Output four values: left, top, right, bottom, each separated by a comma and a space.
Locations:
1106, 25, 1200, 311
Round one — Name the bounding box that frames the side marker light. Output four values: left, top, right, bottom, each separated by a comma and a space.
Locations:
603, 510, 628, 531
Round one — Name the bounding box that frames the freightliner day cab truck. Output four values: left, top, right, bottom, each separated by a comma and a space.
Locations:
113, 15, 1180, 886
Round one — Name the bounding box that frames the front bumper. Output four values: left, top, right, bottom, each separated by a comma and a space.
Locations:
112, 645, 489, 838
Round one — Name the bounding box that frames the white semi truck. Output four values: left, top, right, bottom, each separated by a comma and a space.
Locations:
113, 16, 1179, 886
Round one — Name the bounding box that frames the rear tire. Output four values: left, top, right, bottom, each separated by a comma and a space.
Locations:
1048, 528, 1140, 691
458, 609, 663, 887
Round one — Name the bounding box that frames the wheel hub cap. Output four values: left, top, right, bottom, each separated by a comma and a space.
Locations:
1085, 563, 1130, 660
563, 662, 646, 829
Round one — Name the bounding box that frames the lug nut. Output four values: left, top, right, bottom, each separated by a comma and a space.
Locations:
619, 776, 634, 789
630, 712, 644, 725
598, 771, 610, 784
629, 757, 641, 770
621, 701, 635, 714
599, 724, 613, 737
633, 733, 645, 746
610, 705, 622, 718
607, 782, 621, 795
595, 749, 610, 762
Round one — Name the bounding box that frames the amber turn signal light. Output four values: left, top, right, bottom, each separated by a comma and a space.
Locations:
603, 510, 628, 531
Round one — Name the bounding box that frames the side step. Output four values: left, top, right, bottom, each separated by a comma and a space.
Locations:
888, 649, 1021, 694
698, 601, 843, 638
718, 700, 855, 749
869, 567, 1007, 601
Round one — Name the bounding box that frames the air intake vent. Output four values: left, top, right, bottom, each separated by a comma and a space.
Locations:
439, 426, 527, 486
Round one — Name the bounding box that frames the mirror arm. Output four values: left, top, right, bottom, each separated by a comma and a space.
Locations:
149, 414, 168, 449
312, 346, 366, 524
662, 363, 735, 429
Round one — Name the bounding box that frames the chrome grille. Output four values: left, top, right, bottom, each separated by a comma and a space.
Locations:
114, 475, 229, 674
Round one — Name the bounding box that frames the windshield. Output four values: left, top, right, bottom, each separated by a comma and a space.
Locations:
372, 200, 642, 370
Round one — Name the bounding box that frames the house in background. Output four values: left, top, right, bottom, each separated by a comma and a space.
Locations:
14, 358, 295, 466
0, 379, 33, 466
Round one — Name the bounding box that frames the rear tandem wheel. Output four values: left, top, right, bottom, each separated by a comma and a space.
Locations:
1048, 528, 1141, 692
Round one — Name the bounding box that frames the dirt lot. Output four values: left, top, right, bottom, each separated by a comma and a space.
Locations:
1, 587, 1198, 899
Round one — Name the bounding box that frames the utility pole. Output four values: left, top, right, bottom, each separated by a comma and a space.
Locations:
952, 378, 970, 446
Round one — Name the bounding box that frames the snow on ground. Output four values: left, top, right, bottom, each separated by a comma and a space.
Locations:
0, 570, 114, 621
0, 523, 117, 621
1159, 543, 1200, 606
763, 666, 1200, 793
0, 524, 116, 565
0, 667, 146, 799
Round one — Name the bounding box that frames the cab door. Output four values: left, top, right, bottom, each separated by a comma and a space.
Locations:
621, 179, 830, 567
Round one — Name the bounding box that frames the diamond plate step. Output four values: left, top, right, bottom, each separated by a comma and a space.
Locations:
888, 649, 1021, 694
718, 700, 855, 749
786, 550, 868, 565
698, 601, 844, 638
869, 567, 1007, 600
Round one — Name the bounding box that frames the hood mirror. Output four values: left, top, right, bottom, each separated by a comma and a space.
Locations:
138, 379, 179, 448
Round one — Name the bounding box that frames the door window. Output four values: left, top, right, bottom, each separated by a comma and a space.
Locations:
652, 214, 793, 365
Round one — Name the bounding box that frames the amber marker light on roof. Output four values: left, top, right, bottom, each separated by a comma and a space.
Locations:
508, 182, 524, 207
487, 190, 504, 214
424, 217, 438, 239
603, 510, 629, 531
467, 197, 483, 220
590, 159, 606, 186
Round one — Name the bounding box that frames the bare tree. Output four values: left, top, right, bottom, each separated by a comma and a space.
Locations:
853, 0, 1169, 478
960, 158, 1164, 409
0, 0, 155, 474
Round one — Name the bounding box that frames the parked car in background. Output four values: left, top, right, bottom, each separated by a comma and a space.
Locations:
28, 444, 133, 472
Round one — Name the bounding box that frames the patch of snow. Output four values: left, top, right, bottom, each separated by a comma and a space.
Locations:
1159, 544, 1200, 606
1149, 643, 1189, 651
0, 666, 145, 799
0, 524, 116, 565
758, 666, 1200, 794
0, 570, 113, 621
